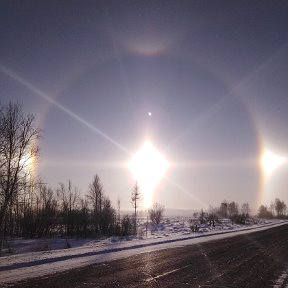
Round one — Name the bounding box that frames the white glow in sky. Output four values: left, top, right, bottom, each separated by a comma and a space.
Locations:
128, 141, 170, 208
261, 149, 286, 177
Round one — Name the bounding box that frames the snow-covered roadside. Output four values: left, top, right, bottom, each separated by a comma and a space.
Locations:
0, 221, 287, 284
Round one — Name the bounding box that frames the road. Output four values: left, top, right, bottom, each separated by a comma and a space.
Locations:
4, 224, 288, 288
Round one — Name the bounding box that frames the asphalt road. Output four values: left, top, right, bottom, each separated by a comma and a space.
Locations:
5, 224, 288, 288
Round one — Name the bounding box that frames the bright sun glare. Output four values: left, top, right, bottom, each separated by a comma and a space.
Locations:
19, 153, 36, 179
20, 154, 33, 169
128, 141, 170, 208
261, 149, 286, 177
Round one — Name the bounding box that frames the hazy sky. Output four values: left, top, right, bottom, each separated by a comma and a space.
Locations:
1, 0, 288, 211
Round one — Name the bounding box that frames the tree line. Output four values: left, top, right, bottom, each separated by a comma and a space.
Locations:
189, 201, 251, 231
0, 102, 287, 251
190, 198, 287, 231
258, 198, 287, 219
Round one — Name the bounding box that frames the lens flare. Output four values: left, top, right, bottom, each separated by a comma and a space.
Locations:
128, 141, 170, 208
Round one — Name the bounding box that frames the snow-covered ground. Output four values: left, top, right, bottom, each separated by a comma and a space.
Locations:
0, 219, 287, 284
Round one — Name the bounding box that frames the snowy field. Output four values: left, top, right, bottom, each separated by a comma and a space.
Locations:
0, 218, 287, 284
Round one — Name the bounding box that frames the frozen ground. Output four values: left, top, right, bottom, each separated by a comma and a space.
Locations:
0, 219, 287, 284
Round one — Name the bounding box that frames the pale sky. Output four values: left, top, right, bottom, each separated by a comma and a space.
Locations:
1, 1, 288, 211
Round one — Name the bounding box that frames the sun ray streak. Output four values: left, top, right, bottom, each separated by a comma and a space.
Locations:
0, 64, 130, 155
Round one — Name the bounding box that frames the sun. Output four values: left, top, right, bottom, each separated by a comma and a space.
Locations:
261, 149, 286, 177
20, 154, 34, 172
128, 141, 170, 208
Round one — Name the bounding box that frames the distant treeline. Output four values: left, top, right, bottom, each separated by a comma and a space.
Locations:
257, 198, 287, 219
190, 198, 287, 230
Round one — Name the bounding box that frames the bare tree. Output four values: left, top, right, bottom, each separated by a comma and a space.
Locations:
219, 200, 228, 218
227, 201, 239, 224
269, 201, 276, 217
87, 174, 103, 213
207, 206, 218, 227
78, 198, 89, 237
35, 185, 58, 237
131, 182, 140, 234
275, 198, 287, 218
148, 203, 164, 225
0, 102, 40, 249
87, 174, 104, 234
258, 205, 273, 219
98, 196, 115, 235
198, 209, 206, 224
57, 181, 78, 212
241, 203, 250, 218
57, 181, 79, 236
121, 214, 133, 236
117, 198, 121, 225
